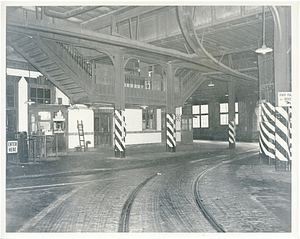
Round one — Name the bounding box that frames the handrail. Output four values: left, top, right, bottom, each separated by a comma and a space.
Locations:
57, 42, 92, 77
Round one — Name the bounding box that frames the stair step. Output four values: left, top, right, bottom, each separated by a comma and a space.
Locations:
60, 82, 77, 86
44, 65, 60, 72
50, 68, 64, 74
55, 77, 71, 82
65, 86, 82, 90
68, 90, 85, 94
29, 50, 44, 58
35, 54, 49, 63
16, 38, 32, 47
22, 43, 37, 53
39, 60, 55, 68
50, 71, 65, 77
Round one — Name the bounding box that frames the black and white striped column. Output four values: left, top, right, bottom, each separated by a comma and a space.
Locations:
166, 113, 176, 152
288, 107, 292, 164
114, 109, 126, 158
259, 102, 275, 160
229, 120, 236, 149
275, 106, 291, 170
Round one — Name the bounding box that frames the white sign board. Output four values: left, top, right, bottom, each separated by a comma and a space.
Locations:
7, 141, 18, 154
278, 92, 292, 107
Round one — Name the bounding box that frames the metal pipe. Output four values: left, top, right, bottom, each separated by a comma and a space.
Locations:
177, 6, 258, 83
44, 6, 99, 19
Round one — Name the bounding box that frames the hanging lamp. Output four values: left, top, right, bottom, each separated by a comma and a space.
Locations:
255, 6, 273, 54
208, 80, 214, 87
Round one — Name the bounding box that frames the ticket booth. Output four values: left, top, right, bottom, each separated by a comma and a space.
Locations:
29, 105, 68, 158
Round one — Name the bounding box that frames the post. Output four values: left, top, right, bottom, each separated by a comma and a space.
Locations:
274, 7, 291, 171
114, 53, 126, 158
56, 134, 58, 158
166, 64, 176, 152
228, 81, 236, 149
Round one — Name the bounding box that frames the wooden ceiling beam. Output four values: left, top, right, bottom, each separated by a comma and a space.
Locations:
7, 20, 258, 82
81, 6, 165, 31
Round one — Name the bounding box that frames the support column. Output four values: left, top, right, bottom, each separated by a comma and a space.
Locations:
166, 64, 176, 152
114, 109, 125, 158
228, 81, 235, 149
114, 53, 126, 158
274, 7, 291, 170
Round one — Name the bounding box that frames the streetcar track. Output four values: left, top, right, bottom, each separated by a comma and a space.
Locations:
11, 149, 259, 233
192, 151, 258, 232
193, 164, 226, 232
118, 173, 158, 232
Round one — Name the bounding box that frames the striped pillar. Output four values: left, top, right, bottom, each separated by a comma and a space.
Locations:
275, 106, 291, 171
288, 107, 292, 164
166, 113, 176, 152
259, 102, 275, 161
229, 120, 236, 149
114, 109, 126, 158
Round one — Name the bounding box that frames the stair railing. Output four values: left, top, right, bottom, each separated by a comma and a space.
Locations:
58, 42, 92, 77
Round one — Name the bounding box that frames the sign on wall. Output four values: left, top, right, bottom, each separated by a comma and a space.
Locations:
278, 92, 292, 107
7, 141, 18, 154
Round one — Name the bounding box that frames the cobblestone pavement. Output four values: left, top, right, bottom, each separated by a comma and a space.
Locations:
5, 141, 292, 235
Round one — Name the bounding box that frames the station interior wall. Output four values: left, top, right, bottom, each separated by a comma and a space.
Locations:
125, 108, 163, 145
68, 105, 95, 149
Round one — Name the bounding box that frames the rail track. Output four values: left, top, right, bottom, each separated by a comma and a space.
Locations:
192, 150, 258, 233
118, 173, 158, 232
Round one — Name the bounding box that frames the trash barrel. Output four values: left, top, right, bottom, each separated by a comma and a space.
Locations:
17, 131, 28, 163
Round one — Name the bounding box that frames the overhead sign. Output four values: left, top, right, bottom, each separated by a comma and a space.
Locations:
7, 141, 18, 154
278, 92, 292, 107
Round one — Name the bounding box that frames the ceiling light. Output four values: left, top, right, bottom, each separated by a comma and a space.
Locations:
208, 80, 214, 87
24, 99, 35, 105
255, 6, 273, 55
255, 44, 273, 54
140, 105, 148, 109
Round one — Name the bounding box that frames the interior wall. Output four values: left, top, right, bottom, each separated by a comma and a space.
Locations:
193, 100, 256, 142
125, 108, 162, 145
68, 105, 94, 149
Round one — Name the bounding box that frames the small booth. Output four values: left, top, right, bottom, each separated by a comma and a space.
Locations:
28, 105, 68, 159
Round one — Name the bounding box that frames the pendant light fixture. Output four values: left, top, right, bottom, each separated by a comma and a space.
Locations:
255, 6, 273, 54
208, 80, 215, 87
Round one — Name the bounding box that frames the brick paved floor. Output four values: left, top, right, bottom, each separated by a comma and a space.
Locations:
5, 141, 292, 234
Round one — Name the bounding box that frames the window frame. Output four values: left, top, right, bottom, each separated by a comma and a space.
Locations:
219, 102, 239, 125
142, 108, 156, 130
30, 87, 51, 104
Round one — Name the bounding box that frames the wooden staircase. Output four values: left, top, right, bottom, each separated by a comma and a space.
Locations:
178, 68, 207, 105
7, 33, 95, 103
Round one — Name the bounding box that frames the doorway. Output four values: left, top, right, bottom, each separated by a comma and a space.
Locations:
94, 113, 112, 147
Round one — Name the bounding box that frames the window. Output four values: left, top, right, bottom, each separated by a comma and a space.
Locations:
220, 103, 228, 125
192, 105, 200, 128
30, 87, 51, 104
219, 102, 239, 125
200, 105, 209, 128
142, 109, 156, 130
6, 84, 15, 107
193, 105, 209, 128
235, 102, 239, 125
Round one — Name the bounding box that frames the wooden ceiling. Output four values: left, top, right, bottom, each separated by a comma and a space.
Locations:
6, 5, 281, 103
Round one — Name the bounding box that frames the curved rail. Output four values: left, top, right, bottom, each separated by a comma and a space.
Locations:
118, 174, 158, 232
193, 164, 226, 232
192, 150, 258, 232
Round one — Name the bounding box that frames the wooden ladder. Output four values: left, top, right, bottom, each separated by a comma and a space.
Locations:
77, 120, 86, 152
